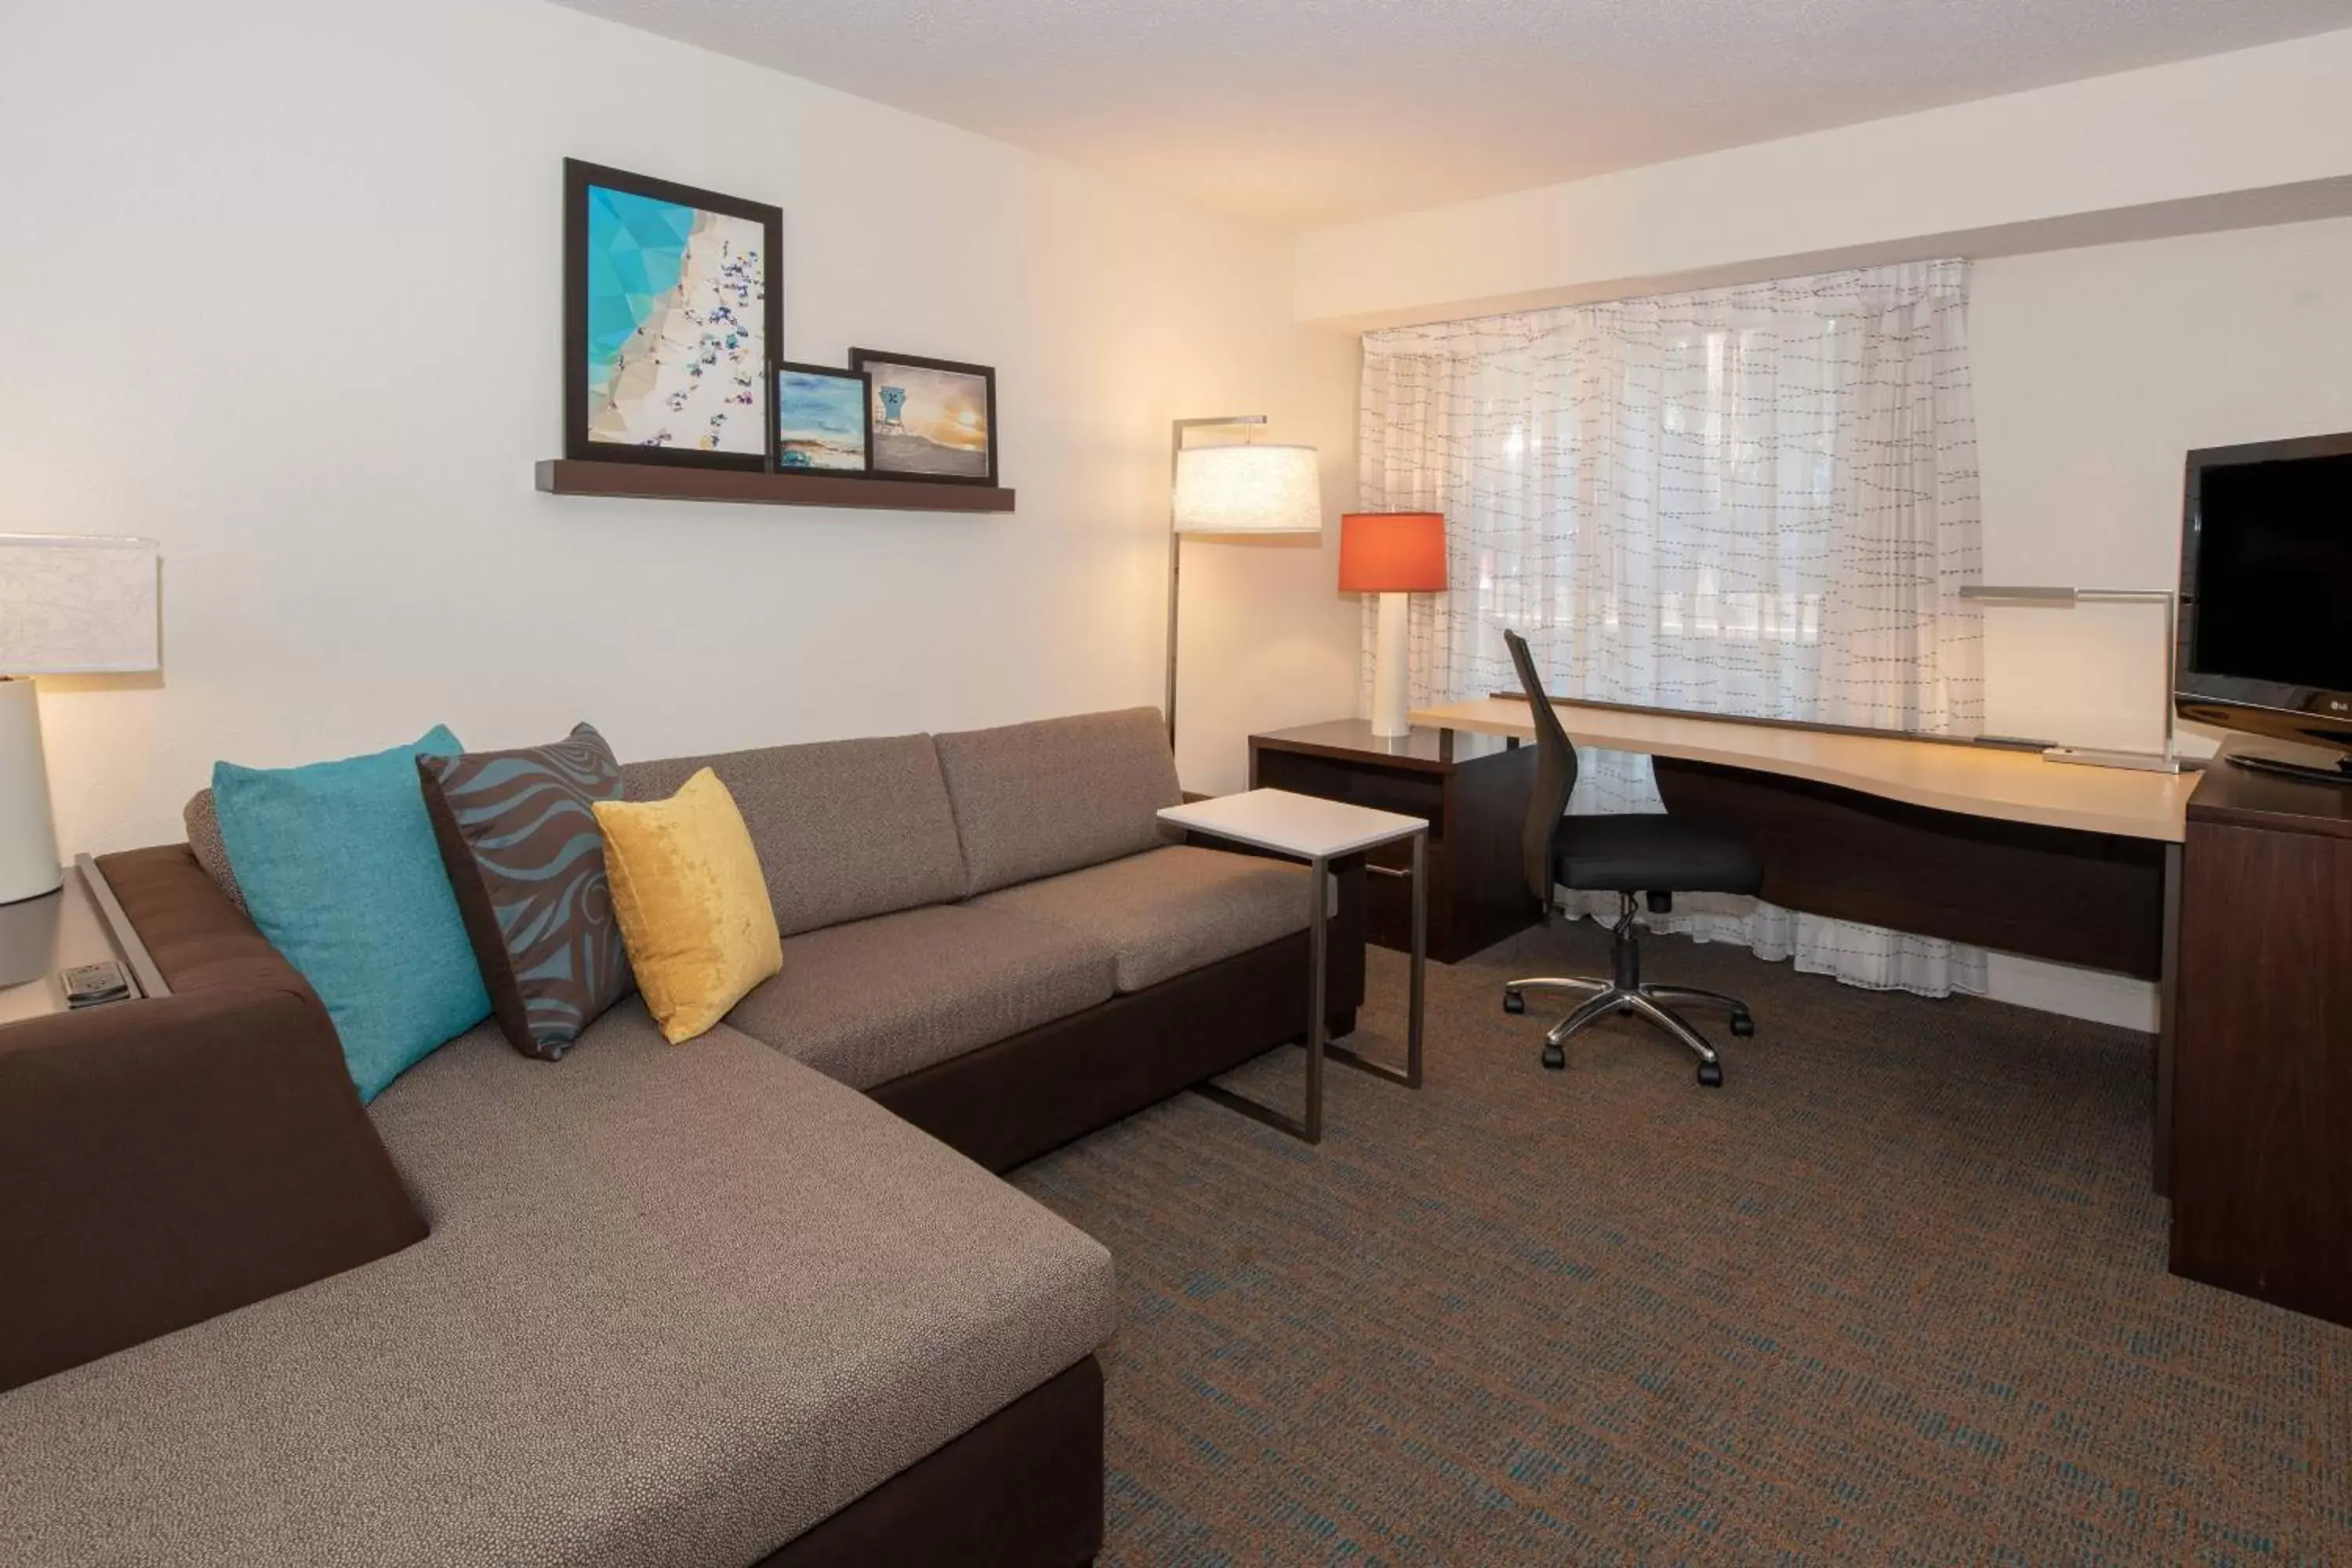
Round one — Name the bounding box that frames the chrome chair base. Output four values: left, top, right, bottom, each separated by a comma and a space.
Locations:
1503, 896, 1753, 1087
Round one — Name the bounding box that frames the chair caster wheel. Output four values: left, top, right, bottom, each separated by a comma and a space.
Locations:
1697, 1062, 1724, 1087
1503, 989, 1525, 1015
1730, 1011, 1755, 1038
1541, 1044, 1565, 1072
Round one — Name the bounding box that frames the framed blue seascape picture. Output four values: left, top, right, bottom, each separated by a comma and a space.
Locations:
773, 363, 873, 473
563, 159, 783, 470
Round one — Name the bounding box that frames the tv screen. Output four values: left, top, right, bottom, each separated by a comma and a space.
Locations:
2180, 432, 2352, 756
2190, 450, 2352, 692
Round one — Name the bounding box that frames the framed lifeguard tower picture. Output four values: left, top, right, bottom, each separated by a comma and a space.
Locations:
848, 349, 999, 486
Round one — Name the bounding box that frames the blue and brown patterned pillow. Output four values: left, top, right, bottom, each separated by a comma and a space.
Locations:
417, 724, 633, 1060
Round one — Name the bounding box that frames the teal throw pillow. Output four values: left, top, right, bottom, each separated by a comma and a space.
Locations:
212, 726, 492, 1102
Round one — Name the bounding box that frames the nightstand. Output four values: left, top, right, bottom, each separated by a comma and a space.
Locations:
1249, 719, 1540, 963
0, 857, 158, 1025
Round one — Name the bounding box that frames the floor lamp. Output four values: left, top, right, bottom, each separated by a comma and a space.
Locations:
1165, 419, 1322, 755
1959, 583, 2180, 772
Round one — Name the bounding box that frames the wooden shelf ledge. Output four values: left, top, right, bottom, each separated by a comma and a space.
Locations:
535, 459, 1014, 514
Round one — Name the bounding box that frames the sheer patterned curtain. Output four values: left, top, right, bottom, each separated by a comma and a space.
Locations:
1361, 260, 1988, 996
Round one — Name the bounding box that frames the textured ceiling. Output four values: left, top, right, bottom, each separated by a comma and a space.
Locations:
554, 0, 2352, 228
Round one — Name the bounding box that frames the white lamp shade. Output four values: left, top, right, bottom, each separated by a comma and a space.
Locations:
1172, 444, 1322, 535
0, 535, 160, 674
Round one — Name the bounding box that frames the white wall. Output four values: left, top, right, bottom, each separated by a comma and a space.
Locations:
1295, 27, 2352, 328
0, 0, 1362, 854
1973, 216, 2352, 756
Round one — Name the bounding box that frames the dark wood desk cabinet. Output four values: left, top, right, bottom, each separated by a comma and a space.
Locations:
2170, 758, 2352, 1327
1250, 720, 1539, 964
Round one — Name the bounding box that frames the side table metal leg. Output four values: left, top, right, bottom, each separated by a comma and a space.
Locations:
1305, 851, 1327, 1143
1328, 826, 1429, 1092
1408, 826, 1426, 1087
1193, 851, 1329, 1145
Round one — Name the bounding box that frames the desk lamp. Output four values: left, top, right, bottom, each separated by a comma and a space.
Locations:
0, 535, 162, 903
1341, 512, 1448, 737
1959, 583, 2178, 772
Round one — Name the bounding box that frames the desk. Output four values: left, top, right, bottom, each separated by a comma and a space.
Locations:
1413, 696, 2194, 1189
1413, 698, 2194, 841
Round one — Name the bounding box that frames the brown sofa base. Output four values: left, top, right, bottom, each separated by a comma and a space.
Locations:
761, 1355, 1104, 1568
869, 859, 1368, 1172
1, 848, 426, 1394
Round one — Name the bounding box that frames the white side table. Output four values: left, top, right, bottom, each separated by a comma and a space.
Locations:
1157, 788, 1428, 1144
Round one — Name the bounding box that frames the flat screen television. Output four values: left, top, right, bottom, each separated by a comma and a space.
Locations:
2176, 430, 2352, 771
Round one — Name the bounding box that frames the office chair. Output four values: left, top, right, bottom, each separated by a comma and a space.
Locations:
1499, 630, 1763, 1087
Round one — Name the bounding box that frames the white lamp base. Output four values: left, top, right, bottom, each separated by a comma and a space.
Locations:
1371, 591, 1411, 738
0, 678, 63, 905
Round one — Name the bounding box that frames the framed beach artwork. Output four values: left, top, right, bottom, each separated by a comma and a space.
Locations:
771, 363, 872, 473
563, 159, 783, 469
849, 350, 999, 486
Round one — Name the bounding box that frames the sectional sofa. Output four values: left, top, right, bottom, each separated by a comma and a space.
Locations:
0, 708, 1368, 1567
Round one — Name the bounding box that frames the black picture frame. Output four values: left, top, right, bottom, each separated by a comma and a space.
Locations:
563, 158, 783, 470
771, 361, 875, 476
848, 349, 1000, 488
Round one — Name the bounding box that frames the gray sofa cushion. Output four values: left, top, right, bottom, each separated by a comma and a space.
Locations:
0, 1006, 1114, 1568
971, 844, 1312, 993
725, 905, 1117, 1089
934, 707, 1181, 895
621, 735, 966, 937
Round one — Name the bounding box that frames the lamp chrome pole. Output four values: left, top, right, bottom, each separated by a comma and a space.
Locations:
1959, 584, 2181, 772
1165, 415, 1267, 754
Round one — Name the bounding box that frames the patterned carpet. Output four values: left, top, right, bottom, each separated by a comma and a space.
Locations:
1013, 922, 2352, 1566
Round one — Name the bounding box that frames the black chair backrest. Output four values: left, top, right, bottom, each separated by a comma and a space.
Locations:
1504, 630, 1580, 904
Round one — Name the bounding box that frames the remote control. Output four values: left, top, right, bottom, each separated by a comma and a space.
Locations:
62, 961, 132, 1007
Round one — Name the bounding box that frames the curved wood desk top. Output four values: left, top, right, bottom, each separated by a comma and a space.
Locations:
1409, 698, 2195, 842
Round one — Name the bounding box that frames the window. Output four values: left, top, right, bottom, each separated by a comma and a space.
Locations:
1357, 261, 1988, 996
1359, 262, 1982, 737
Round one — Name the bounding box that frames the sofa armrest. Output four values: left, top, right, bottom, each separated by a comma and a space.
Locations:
0, 847, 426, 1393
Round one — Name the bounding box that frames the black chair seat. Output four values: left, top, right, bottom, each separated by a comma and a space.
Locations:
1553, 814, 1762, 896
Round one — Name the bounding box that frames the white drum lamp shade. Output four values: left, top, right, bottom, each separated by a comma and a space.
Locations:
1172, 444, 1323, 535
1162, 426, 1322, 771
0, 535, 161, 903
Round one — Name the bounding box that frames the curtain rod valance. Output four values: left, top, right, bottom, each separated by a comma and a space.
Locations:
1364, 259, 1971, 354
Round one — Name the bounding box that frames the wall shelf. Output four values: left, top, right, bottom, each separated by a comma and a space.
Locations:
535, 459, 1014, 514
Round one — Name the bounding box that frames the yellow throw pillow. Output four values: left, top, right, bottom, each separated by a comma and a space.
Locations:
593, 768, 782, 1044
